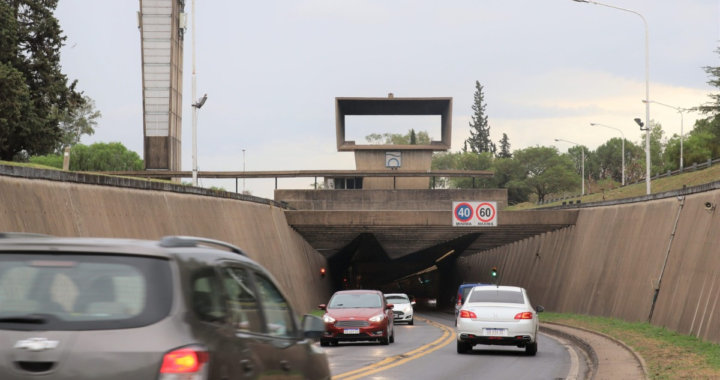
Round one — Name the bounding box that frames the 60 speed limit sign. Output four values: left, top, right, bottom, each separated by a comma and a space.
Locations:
452, 201, 497, 227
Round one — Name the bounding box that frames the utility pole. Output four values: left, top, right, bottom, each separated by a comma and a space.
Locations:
242, 149, 246, 193
191, 0, 197, 186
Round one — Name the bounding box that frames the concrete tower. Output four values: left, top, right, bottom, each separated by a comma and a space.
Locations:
138, 0, 185, 172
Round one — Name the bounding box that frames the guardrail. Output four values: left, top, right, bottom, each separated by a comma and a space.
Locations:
536, 157, 720, 206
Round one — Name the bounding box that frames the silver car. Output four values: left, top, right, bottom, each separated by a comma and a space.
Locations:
0, 235, 330, 380
456, 285, 544, 356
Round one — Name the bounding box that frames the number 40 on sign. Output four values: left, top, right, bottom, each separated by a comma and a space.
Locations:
452, 201, 498, 227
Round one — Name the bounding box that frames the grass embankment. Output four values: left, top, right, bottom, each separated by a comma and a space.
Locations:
541, 312, 720, 379
0, 160, 178, 185
507, 164, 720, 210
309, 309, 325, 318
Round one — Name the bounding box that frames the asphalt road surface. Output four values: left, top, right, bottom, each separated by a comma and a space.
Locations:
326, 311, 577, 380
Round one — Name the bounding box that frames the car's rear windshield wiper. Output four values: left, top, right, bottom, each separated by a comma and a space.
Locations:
0, 315, 48, 324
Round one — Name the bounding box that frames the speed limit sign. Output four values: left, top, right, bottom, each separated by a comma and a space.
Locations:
452, 201, 498, 227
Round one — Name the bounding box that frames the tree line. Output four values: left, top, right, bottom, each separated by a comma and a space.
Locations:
0, 0, 143, 171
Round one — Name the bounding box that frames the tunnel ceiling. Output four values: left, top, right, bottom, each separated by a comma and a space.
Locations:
285, 210, 578, 260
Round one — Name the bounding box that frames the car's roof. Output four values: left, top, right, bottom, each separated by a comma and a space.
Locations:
333, 290, 381, 295
0, 236, 254, 264
470, 285, 524, 292
459, 283, 487, 289
384, 293, 409, 297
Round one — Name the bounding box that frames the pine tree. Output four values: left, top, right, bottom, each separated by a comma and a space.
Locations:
498, 133, 512, 158
465, 81, 496, 155
410, 129, 417, 145
0, 0, 84, 161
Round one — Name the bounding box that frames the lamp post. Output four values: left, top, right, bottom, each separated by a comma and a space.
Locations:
590, 123, 625, 185
190, 0, 208, 187
242, 149, 246, 193
572, 0, 651, 195
643, 100, 685, 171
555, 139, 585, 196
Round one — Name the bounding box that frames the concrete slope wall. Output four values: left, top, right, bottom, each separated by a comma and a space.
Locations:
455, 189, 720, 343
0, 175, 333, 315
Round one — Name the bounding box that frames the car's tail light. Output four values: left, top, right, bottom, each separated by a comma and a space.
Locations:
514, 312, 533, 320
160, 346, 209, 380
459, 310, 477, 318
457, 295, 462, 306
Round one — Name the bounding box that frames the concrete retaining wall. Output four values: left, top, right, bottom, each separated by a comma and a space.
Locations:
455, 189, 720, 343
0, 173, 333, 315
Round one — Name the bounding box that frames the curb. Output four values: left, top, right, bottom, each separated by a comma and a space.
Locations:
540, 325, 597, 380
543, 322, 649, 379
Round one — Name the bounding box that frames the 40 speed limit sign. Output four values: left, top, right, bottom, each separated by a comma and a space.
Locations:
452, 201, 497, 227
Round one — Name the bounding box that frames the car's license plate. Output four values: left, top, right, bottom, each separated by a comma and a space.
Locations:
344, 329, 360, 334
483, 328, 507, 336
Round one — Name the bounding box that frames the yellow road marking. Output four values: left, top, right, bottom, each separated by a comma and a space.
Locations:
332, 317, 455, 380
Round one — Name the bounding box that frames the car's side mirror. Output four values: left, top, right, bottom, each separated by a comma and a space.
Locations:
536, 306, 545, 313
411, 301, 416, 305
386, 304, 394, 310
302, 315, 325, 339
318, 304, 326, 310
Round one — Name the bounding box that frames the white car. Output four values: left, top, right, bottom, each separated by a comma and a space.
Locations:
384, 293, 415, 325
456, 285, 544, 356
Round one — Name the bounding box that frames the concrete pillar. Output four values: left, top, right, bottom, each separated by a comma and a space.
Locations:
62, 147, 70, 170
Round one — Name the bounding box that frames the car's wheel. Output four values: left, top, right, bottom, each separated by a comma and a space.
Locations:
389, 328, 395, 343
525, 342, 537, 356
330, 340, 339, 346
408, 318, 414, 326
320, 339, 329, 347
456, 340, 471, 354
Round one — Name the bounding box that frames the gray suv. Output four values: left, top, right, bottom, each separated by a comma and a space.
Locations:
0, 234, 330, 380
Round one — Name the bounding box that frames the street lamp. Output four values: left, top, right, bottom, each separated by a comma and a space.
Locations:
555, 138, 585, 196
242, 149, 246, 193
643, 100, 686, 171
590, 123, 625, 186
190, 0, 208, 187
572, 0, 651, 195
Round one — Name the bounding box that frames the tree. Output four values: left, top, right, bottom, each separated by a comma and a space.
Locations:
493, 157, 530, 204
430, 151, 494, 189
56, 95, 101, 152
410, 129, 417, 145
68, 142, 143, 171
498, 133, 511, 158
366, 129, 431, 145
0, 0, 84, 161
514, 146, 580, 202
664, 131, 718, 169
695, 47, 720, 119
465, 81, 496, 155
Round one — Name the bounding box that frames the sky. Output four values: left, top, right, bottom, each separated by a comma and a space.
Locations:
55, 0, 719, 198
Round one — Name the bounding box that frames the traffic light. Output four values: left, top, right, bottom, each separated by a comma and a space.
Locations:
491, 267, 498, 278
320, 268, 326, 279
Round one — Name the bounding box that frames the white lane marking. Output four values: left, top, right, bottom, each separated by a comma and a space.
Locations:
541, 333, 579, 380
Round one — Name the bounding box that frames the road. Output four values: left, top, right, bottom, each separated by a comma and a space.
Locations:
325, 311, 579, 380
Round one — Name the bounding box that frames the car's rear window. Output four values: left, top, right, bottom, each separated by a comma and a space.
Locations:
468, 289, 524, 304
0, 253, 172, 331
385, 295, 409, 304
329, 293, 381, 309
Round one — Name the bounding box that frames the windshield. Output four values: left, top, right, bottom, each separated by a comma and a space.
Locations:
385, 295, 409, 304
468, 289, 524, 304
328, 293, 382, 309
0, 253, 172, 331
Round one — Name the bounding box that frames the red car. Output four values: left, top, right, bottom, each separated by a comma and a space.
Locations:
319, 290, 395, 346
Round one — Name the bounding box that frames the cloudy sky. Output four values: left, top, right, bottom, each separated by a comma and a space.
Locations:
56, 0, 719, 198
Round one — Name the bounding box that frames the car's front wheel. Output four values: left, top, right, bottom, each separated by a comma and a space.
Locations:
408, 318, 414, 326
456, 341, 471, 354
525, 342, 537, 356
389, 328, 395, 343
320, 339, 329, 347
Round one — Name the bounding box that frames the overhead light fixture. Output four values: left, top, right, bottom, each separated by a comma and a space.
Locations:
436, 250, 455, 263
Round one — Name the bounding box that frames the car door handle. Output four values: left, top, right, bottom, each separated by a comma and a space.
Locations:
280, 359, 291, 372
240, 359, 254, 373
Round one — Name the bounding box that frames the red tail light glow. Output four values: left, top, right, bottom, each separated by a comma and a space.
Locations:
514, 312, 533, 320
160, 347, 208, 373
459, 310, 477, 318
